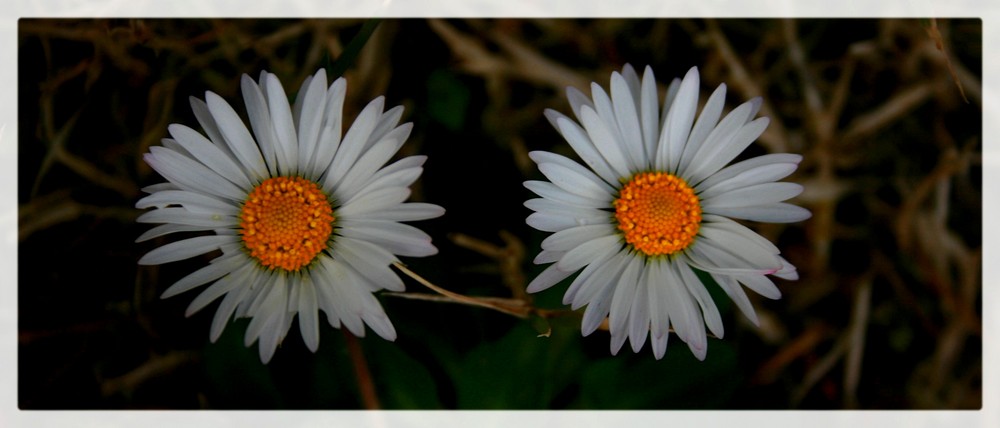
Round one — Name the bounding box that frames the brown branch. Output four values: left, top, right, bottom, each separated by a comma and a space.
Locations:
342, 329, 380, 410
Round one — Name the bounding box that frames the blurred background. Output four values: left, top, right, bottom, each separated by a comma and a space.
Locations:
17, 18, 981, 409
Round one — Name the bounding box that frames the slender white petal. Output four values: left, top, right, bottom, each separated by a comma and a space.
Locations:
241, 74, 279, 176
639, 66, 659, 162
205, 91, 268, 180
656, 67, 699, 173
579, 106, 632, 177
138, 235, 235, 265
707, 202, 813, 223
540, 224, 616, 252
537, 162, 616, 202
526, 262, 576, 293
144, 148, 245, 202
548, 112, 618, 184
264, 73, 299, 175
523, 180, 610, 209
297, 276, 321, 352
136, 190, 238, 215
168, 124, 253, 189
308, 77, 347, 180
325, 97, 384, 192
627, 265, 651, 353
679, 83, 726, 174
702, 182, 804, 209
160, 251, 246, 298
610, 72, 645, 169
296, 69, 328, 173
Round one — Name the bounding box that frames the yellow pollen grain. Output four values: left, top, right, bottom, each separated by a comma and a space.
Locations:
613, 171, 702, 257
239, 176, 334, 271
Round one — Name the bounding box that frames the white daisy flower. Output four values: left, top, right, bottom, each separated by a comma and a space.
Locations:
524, 65, 810, 360
136, 69, 444, 363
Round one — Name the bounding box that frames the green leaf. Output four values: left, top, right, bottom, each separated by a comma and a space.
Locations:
426, 69, 471, 131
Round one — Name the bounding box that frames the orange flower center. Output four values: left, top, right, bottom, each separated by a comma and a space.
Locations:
613, 172, 701, 257
239, 176, 334, 271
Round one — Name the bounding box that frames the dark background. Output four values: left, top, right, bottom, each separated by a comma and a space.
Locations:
17, 18, 981, 409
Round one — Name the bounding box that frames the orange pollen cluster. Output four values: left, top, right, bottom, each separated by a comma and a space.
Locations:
239, 176, 334, 271
613, 171, 702, 257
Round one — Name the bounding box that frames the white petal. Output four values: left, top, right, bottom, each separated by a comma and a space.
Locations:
138, 235, 235, 265
244, 274, 285, 345
556, 234, 621, 272
308, 257, 342, 328
707, 202, 812, 223
205, 91, 268, 180
570, 248, 629, 311
647, 261, 672, 360
711, 273, 760, 326
189, 96, 236, 161
533, 250, 564, 265
325, 97, 384, 192
360, 295, 397, 340
663, 262, 706, 360
525, 209, 610, 233
338, 219, 437, 257
360, 202, 445, 222
639, 66, 660, 162
296, 70, 328, 174
541, 223, 616, 252
168, 124, 252, 189
697, 161, 800, 200
144, 148, 245, 202
368, 105, 406, 146
526, 262, 575, 293
565, 86, 594, 123
136, 208, 235, 228
628, 265, 652, 352
136, 223, 211, 242
335, 123, 411, 202
702, 182, 804, 209
736, 273, 782, 299
695, 153, 801, 193
547, 112, 618, 184
209, 278, 252, 342
608, 254, 643, 339
682, 99, 759, 183
338, 186, 411, 217
696, 226, 783, 272
523, 180, 610, 209
241, 74, 279, 176
679, 83, 726, 174
656, 66, 699, 173
579, 106, 632, 177
184, 261, 251, 316
334, 238, 405, 292
589, 82, 627, 152
701, 215, 780, 254
610, 72, 645, 169
537, 162, 616, 201
159, 251, 246, 298
309, 77, 347, 180
676, 261, 724, 339
688, 117, 770, 185
297, 277, 321, 352
136, 189, 238, 215
580, 274, 616, 337
660, 77, 681, 129
263, 73, 299, 175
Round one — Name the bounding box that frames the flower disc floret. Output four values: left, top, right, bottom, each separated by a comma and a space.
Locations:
614, 171, 702, 256
240, 176, 334, 271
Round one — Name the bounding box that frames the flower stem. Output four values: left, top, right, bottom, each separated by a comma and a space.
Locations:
342, 329, 380, 409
